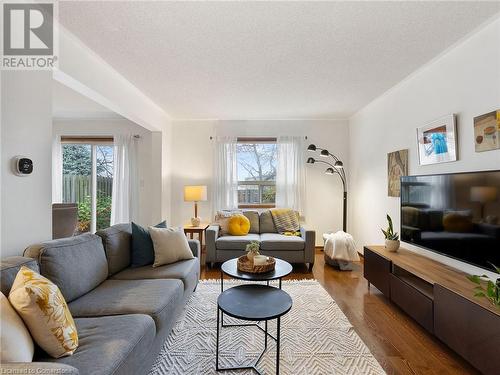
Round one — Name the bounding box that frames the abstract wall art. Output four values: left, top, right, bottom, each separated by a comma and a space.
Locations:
387, 149, 408, 197
417, 114, 457, 165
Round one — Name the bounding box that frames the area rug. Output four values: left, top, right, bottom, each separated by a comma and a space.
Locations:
149, 280, 386, 375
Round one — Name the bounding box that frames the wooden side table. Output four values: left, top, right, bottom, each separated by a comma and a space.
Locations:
183, 223, 209, 250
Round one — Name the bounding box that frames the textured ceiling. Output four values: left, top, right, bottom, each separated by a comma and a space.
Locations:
59, 1, 500, 119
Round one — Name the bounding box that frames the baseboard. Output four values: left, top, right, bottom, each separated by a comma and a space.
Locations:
315, 246, 364, 259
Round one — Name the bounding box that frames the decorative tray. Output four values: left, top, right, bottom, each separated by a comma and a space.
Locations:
237, 255, 275, 274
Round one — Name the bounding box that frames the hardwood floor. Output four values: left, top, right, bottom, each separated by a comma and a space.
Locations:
200, 249, 478, 375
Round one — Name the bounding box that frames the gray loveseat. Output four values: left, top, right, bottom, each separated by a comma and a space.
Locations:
206, 210, 315, 270
0, 223, 200, 375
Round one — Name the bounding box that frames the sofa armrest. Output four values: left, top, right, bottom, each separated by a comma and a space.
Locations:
0, 362, 79, 374
188, 239, 201, 258
300, 226, 316, 264
205, 225, 220, 264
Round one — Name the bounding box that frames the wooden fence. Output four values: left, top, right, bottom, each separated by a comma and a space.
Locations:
63, 175, 113, 203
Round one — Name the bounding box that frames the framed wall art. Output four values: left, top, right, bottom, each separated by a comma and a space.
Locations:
387, 149, 408, 197
474, 110, 500, 152
417, 114, 457, 165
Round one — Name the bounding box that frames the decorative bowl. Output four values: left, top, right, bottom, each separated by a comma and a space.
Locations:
237, 255, 275, 274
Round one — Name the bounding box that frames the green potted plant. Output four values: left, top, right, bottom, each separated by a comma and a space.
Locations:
467, 264, 500, 308
245, 241, 260, 261
381, 214, 400, 252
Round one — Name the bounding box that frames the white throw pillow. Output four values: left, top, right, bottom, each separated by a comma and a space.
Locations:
149, 227, 195, 267
1, 291, 34, 362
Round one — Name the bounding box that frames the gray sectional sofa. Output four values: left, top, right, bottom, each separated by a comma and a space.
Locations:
0, 223, 200, 375
206, 210, 316, 270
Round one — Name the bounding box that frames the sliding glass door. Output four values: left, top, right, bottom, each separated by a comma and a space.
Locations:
62, 139, 114, 233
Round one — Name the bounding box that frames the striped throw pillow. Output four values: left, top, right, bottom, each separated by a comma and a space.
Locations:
270, 209, 300, 235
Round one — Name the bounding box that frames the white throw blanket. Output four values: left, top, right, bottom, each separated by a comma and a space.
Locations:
323, 231, 360, 262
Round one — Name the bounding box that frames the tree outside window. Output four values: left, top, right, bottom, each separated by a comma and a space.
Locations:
62, 142, 114, 233
236, 141, 277, 207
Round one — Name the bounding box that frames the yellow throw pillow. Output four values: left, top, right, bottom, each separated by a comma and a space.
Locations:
228, 215, 251, 236
8, 266, 78, 358
214, 210, 242, 235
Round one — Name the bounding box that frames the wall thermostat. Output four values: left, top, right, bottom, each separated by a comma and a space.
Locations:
13, 156, 33, 176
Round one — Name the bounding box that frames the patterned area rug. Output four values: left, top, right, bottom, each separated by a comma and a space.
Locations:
150, 280, 386, 375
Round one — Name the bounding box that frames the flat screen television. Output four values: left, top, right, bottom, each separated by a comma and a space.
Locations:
401, 170, 500, 273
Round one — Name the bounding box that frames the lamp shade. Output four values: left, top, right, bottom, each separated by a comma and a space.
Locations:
184, 185, 207, 202
470, 186, 497, 204
325, 168, 335, 175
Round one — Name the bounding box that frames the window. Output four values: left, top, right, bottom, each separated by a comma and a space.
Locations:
236, 138, 277, 207
61, 137, 114, 233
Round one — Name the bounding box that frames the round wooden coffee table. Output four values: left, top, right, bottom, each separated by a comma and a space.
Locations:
220, 257, 293, 292
216, 284, 292, 375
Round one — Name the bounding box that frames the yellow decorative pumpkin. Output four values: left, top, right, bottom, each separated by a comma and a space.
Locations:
228, 215, 250, 236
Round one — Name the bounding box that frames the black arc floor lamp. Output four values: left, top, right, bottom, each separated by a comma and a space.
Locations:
306, 144, 347, 232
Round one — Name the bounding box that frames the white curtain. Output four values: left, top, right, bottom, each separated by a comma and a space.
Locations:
213, 136, 238, 211
429, 175, 452, 209
52, 134, 63, 203
275, 136, 306, 215
111, 134, 139, 225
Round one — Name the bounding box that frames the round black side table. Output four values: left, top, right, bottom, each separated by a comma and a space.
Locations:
216, 284, 292, 375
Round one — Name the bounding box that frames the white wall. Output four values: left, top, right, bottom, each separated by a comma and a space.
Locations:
349, 18, 500, 275
1, 71, 53, 257
53, 119, 163, 226
171, 119, 349, 245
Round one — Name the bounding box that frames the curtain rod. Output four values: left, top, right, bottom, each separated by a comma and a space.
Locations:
60, 135, 141, 143
209, 136, 308, 140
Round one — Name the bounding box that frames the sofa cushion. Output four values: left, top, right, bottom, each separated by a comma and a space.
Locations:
243, 211, 260, 234
1, 256, 39, 296
149, 227, 194, 267
228, 215, 251, 236
68, 279, 183, 333
259, 210, 277, 233
214, 210, 242, 235
130, 221, 167, 268
260, 233, 305, 251
1, 292, 34, 362
41, 315, 155, 375
216, 234, 261, 250
96, 223, 132, 275
270, 209, 300, 234
111, 258, 200, 295
24, 234, 108, 303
